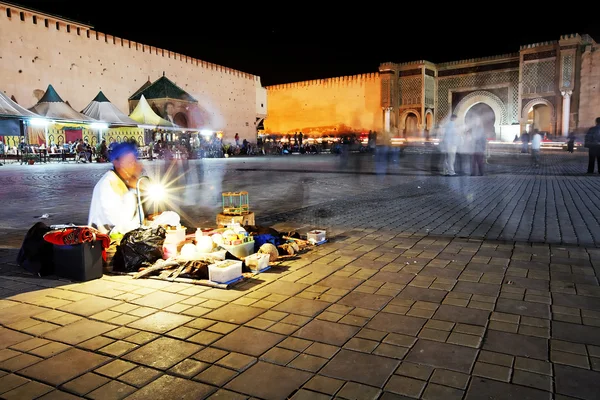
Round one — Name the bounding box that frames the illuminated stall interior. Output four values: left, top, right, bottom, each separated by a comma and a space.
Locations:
28, 84, 97, 145
81, 91, 143, 145
0, 91, 39, 149
128, 94, 179, 144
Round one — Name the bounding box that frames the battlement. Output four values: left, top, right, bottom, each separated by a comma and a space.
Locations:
438, 53, 519, 67
380, 62, 396, 70
560, 33, 581, 41
520, 40, 558, 50
0, 1, 256, 80
397, 60, 430, 67
266, 73, 380, 91
379, 60, 433, 69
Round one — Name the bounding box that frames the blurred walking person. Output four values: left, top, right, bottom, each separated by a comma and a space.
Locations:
471, 121, 486, 176
567, 132, 575, 153
531, 129, 542, 167
441, 114, 459, 176
584, 117, 600, 173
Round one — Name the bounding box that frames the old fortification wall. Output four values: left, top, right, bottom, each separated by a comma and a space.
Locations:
579, 45, 600, 129
264, 73, 382, 135
0, 3, 262, 141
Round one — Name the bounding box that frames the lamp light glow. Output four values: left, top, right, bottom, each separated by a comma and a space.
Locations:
146, 183, 165, 202
200, 129, 213, 136
30, 118, 48, 127
90, 123, 109, 130
136, 176, 167, 225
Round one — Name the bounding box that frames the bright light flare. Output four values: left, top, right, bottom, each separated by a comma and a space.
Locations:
145, 183, 166, 202
90, 122, 109, 130
30, 118, 48, 127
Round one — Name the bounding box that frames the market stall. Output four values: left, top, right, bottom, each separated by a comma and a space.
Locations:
0, 90, 39, 149
107, 191, 326, 288
28, 84, 97, 146
81, 91, 144, 145
17, 188, 326, 289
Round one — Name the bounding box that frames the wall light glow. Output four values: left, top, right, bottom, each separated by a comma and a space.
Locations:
29, 118, 48, 127
90, 123, 109, 130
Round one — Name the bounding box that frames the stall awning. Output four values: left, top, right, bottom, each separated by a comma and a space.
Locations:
0, 91, 40, 119
129, 95, 177, 128
81, 91, 139, 126
29, 85, 96, 123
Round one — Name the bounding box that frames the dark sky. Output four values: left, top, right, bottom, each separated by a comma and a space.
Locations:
7, 0, 600, 86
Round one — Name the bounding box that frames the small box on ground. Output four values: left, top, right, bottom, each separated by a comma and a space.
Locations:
208, 260, 242, 284
307, 230, 326, 243
216, 212, 255, 227
52, 241, 103, 282
220, 240, 255, 259
245, 253, 270, 272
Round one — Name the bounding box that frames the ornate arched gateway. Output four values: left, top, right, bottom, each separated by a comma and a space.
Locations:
453, 91, 508, 134
399, 109, 421, 137
521, 98, 556, 135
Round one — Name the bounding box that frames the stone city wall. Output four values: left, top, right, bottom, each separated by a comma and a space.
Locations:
578, 44, 600, 130
264, 73, 382, 136
0, 3, 263, 142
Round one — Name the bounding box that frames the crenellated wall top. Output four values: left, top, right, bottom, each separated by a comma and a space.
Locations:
437, 53, 519, 68
0, 1, 257, 80
379, 60, 436, 69
266, 73, 380, 90
559, 33, 581, 41
520, 40, 558, 50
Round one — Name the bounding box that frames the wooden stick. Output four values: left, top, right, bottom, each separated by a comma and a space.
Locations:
283, 236, 311, 245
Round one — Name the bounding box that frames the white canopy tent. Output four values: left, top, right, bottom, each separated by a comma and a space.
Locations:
129, 95, 178, 129
0, 91, 41, 145
81, 91, 139, 126
29, 85, 96, 123
0, 91, 40, 119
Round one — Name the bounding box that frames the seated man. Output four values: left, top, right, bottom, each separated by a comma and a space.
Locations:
88, 142, 143, 238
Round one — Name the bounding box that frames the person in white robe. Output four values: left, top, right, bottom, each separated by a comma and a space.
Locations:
88, 142, 143, 238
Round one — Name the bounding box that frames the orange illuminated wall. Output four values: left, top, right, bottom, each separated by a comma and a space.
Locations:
264, 73, 382, 136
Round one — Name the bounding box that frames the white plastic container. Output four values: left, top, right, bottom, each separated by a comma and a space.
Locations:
165, 226, 186, 245
220, 241, 255, 259
208, 260, 242, 284
307, 230, 326, 243
245, 253, 270, 272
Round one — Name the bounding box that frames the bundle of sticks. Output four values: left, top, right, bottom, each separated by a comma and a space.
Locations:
132, 254, 223, 280
278, 236, 312, 257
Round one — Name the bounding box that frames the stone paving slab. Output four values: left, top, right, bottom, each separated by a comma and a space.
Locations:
0, 153, 600, 398
0, 233, 599, 399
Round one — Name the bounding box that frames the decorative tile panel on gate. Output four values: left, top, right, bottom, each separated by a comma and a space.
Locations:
437, 70, 519, 124
424, 75, 435, 108
522, 60, 556, 95
399, 76, 422, 107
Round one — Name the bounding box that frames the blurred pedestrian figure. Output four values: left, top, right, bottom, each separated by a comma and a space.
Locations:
462, 129, 474, 175
471, 121, 487, 176
375, 131, 390, 177
567, 132, 575, 153
441, 114, 459, 176
521, 131, 530, 153
456, 128, 470, 175
584, 117, 600, 173
531, 129, 542, 167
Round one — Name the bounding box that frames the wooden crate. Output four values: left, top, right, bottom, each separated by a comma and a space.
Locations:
216, 212, 255, 227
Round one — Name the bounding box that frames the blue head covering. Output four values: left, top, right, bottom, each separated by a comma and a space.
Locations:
109, 142, 138, 162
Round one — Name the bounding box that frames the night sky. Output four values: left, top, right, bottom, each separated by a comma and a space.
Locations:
7, 0, 600, 86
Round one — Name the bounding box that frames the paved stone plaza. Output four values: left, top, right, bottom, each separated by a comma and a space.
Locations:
0, 151, 599, 399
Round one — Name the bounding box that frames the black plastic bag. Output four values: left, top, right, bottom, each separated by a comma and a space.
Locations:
113, 226, 166, 272
17, 222, 54, 276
